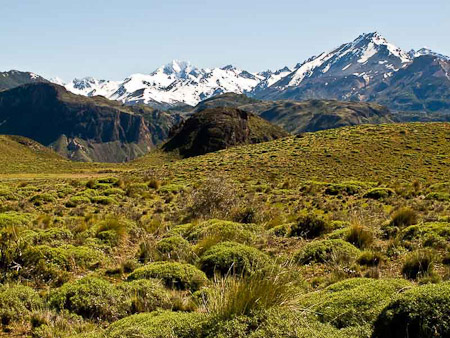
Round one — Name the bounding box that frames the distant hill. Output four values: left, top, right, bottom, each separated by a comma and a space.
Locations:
0, 83, 180, 162
162, 107, 289, 157
0, 70, 47, 91
192, 93, 393, 134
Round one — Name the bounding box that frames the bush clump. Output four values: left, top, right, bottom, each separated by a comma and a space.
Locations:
154, 236, 193, 261
363, 188, 394, 200
49, 277, 127, 321
295, 239, 360, 265
289, 214, 332, 239
128, 262, 208, 291
118, 279, 172, 313
199, 241, 270, 277
106, 311, 208, 338
390, 207, 418, 228
400, 222, 450, 248
373, 282, 450, 338
0, 284, 43, 326
299, 278, 411, 329
357, 250, 384, 267
345, 224, 374, 249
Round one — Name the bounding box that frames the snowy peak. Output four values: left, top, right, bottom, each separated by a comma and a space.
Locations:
408, 48, 450, 61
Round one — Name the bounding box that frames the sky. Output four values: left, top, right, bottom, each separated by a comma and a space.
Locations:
1, 0, 449, 81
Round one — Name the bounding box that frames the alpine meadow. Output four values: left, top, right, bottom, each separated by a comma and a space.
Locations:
1, 1, 450, 337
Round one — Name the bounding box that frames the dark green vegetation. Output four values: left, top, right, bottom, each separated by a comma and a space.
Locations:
0, 83, 180, 162
162, 107, 288, 157
193, 93, 394, 134
0, 122, 449, 337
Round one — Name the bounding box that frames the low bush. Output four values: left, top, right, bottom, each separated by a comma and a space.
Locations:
90, 196, 116, 205
357, 250, 384, 267
0, 212, 32, 228
295, 239, 360, 265
29, 193, 57, 205
106, 311, 208, 338
325, 183, 360, 196
154, 236, 193, 261
402, 249, 435, 279
128, 262, 208, 291
400, 222, 450, 248
199, 241, 270, 277
390, 207, 418, 227
298, 278, 411, 329
118, 279, 172, 313
0, 284, 43, 326
363, 188, 394, 200
289, 214, 332, 239
66, 196, 91, 208
426, 192, 450, 201
49, 277, 127, 321
373, 282, 450, 338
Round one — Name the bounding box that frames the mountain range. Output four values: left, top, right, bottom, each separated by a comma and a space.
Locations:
48, 32, 450, 114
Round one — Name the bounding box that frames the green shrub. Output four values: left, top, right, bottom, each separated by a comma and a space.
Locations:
400, 222, 450, 248
128, 262, 207, 291
118, 279, 172, 313
199, 241, 270, 277
49, 277, 127, 321
289, 214, 332, 239
426, 192, 450, 201
185, 219, 261, 244
24, 227, 73, 245
103, 188, 125, 196
106, 311, 208, 338
373, 282, 450, 338
94, 217, 132, 246
29, 193, 57, 205
363, 188, 394, 200
91, 196, 116, 205
154, 236, 193, 261
402, 249, 435, 279
66, 196, 91, 207
325, 183, 360, 196
0, 212, 32, 228
0, 284, 43, 326
298, 278, 411, 328
295, 239, 360, 265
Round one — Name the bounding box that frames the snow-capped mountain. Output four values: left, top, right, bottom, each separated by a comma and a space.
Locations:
408, 48, 450, 61
58, 60, 266, 107
53, 32, 450, 109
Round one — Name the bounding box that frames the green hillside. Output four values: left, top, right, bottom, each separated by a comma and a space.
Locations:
0, 123, 449, 337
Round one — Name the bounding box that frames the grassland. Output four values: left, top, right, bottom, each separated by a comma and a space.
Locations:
0, 123, 449, 337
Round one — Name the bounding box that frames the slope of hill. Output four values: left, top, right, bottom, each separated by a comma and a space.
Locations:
162, 107, 289, 157
0, 83, 180, 162
193, 93, 394, 134
0, 70, 47, 91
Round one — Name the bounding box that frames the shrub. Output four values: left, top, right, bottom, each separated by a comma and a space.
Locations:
128, 262, 207, 291
363, 188, 394, 200
0, 212, 32, 228
66, 196, 91, 208
400, 222, 450, 248
106, 311, 208, 338
298, 278, 411, 329
91, 196, 116, 205
185, 219, 260, 244
154, 236, 193, 261
95, 217, 131, 246
325, 183, 360, 196
0, 284, 43, 326
373, 282, 450, 338
289, 214, 332, 239
148, 179, 161, 190
294, 239, 360, 265
118, 279, 172, 313
390, 207, 418, 228
426, 192, 450, 201
402, 250, 435, 279
357, 250, 384, 267
29, 193, 57, 205
345, 224, 374, 249
199, 241, 270, 277
49, 277, 127, 321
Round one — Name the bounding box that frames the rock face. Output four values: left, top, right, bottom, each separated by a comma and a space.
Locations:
162, 107, 289, 158
0, 83, 176, 162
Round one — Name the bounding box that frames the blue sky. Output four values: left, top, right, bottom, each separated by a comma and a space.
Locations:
1, 0, 449, 80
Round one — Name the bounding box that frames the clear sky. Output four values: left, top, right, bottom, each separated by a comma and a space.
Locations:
1, 0, 449, 81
